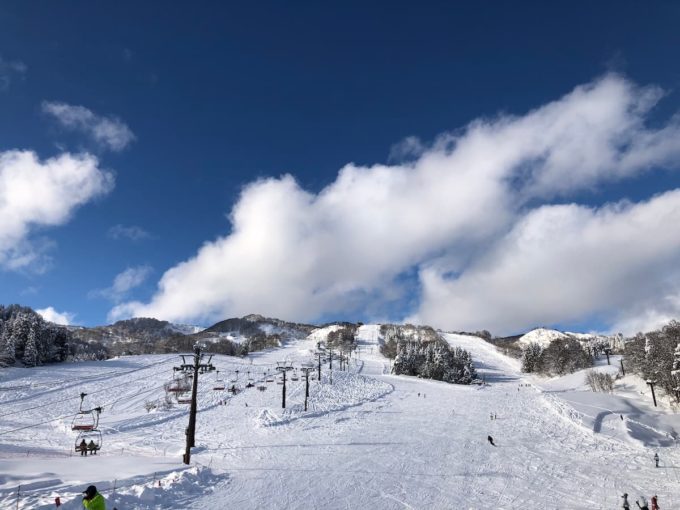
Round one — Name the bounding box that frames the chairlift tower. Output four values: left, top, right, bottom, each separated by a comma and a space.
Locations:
315, 350, 324, 381
176, 345, 215, 465
300, 366, 314, 411
276, 361, 294, 409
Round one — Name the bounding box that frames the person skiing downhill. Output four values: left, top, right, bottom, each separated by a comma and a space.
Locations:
622, 493, 630, 510
636, 495, 649, 510
487, 435, 495, 446
651, 494, 659, 510
654, 452, 659, 467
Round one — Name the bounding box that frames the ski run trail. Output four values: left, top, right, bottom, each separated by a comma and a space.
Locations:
1, 325, 680, 509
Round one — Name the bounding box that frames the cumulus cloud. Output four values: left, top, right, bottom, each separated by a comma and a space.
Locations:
42, 101, 135, 151
0, 150, 114, 271
414, 191, 680, 335
36, 306, 75, 325
108, 224, 152, 241
112, 75, 680, 334
0, 55, 26, 91
93, 265, 153, 304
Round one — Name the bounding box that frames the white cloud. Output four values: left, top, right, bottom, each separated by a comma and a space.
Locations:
93, 265, 153, 304
108, 224, 152, 241
413, 190, 680, 336
36, 306, 75, 325
0, 150, 114, 271
0, 55, 26, 91
112, 75, 680, 333
42, 101, 135, 152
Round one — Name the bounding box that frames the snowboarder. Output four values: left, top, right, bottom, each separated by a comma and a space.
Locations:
654, 452, 659, 467
487, 435, 495, 446
82, 485, 105, 509
79, 439, 88, 457
622, 493, 630, 510
651, 495, 659, 510
636, 495, 649, 510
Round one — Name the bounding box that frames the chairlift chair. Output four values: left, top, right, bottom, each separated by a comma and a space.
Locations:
75, 429, 102, 454
71, 413, 96, 431
71, 394, 101, 431
167, 374, 191, 393
213, 370, 225, 391
291, 370, 299, 382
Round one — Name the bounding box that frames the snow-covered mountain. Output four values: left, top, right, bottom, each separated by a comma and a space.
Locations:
70, 317, 204, 346
2, 328, 678, 509
516, 327, 621, 349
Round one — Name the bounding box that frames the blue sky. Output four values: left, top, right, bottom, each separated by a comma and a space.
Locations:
2, 2, 680, 335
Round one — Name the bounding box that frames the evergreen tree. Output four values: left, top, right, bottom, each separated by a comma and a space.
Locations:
0, 317, 16, 366
521, 343, 542, 373
23, 328, 38, 367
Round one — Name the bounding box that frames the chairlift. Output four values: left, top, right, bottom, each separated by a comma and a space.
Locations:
176, 395, 192, 404
71, 394, 101, 431
257, 384, 267, 392
291, 370, 299, 382
276, 376, 284, 385
166, 374, 191, 394
213, 370, 225, 391
228, 384, 241, 394
74, 429, 102, 454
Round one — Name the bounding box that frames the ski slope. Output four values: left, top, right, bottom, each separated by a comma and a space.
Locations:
1, 327, 679, 509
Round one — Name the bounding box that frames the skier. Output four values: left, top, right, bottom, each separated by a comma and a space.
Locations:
79, 439, 88, 457
88, 440, 97, 455
654, 452, 659, 467
636, 495, 649, 510
487, 435, 495, 446
651, 495, 659, 510
490, 412, 494, 421
82, 485, 106, 509
622, 493, 630, 510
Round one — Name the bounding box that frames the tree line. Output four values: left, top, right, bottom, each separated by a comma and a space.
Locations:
0, 305, 107, 367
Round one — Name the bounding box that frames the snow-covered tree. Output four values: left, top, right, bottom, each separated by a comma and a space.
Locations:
392, 337, 476, 384
521, 343, 543, 373
0, 317, 16, 366
22, 328, 38, 367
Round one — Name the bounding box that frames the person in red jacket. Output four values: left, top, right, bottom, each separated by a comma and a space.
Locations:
651, 494, 659, 510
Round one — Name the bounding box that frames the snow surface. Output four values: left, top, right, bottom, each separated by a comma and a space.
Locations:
1, 327, 679, 509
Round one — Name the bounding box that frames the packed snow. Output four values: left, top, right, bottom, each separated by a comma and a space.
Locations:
1, 326, 679, 509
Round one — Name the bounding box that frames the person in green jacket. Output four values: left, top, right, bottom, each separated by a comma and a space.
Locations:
82, 485, 106, 509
